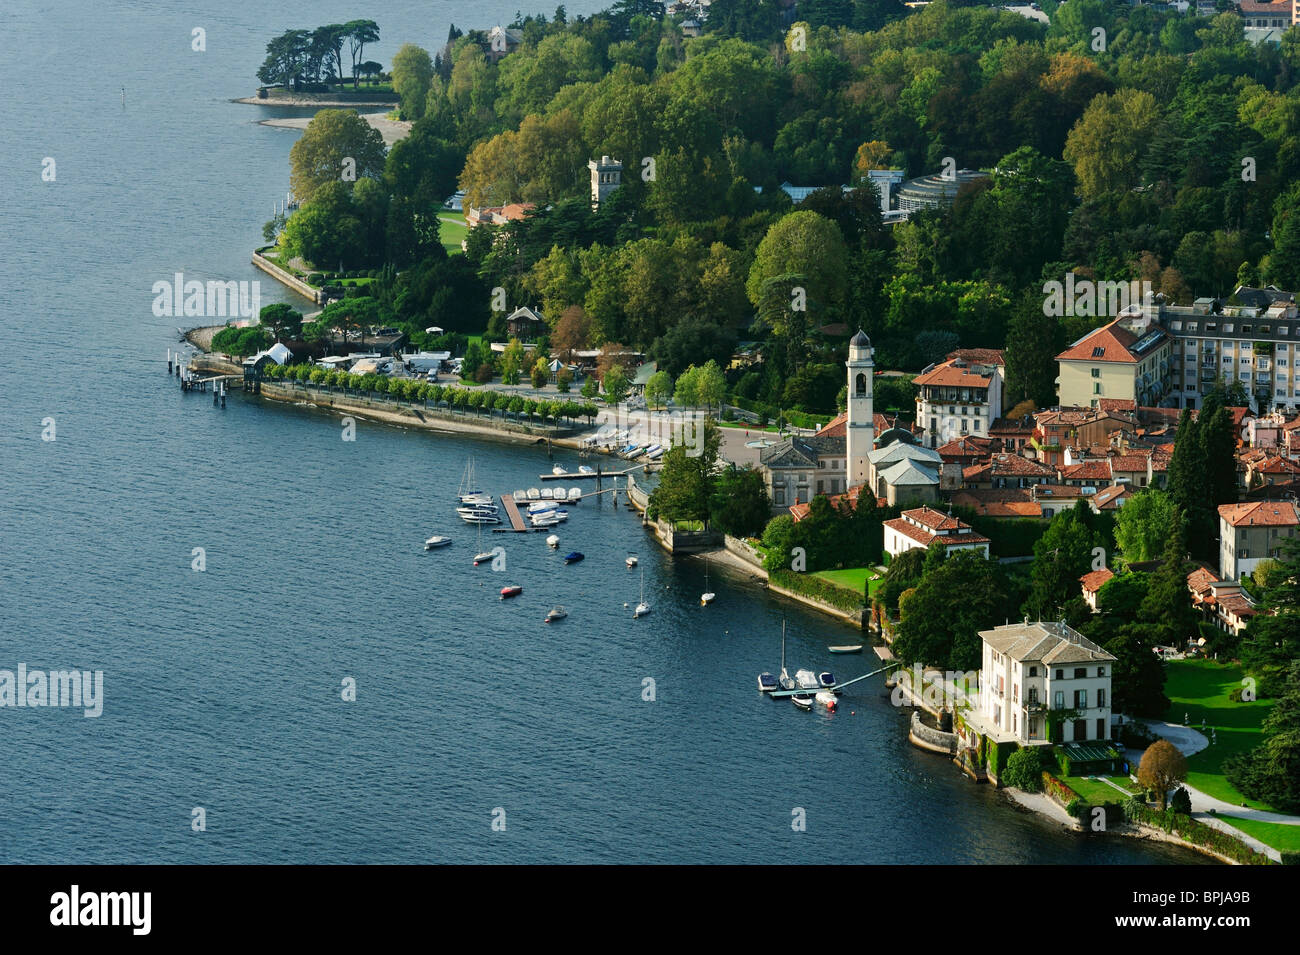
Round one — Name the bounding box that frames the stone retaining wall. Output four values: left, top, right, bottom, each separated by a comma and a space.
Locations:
252, 251, 322, 304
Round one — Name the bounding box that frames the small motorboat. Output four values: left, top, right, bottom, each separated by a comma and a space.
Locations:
540, 487, 555, 500
526, 488, 540, 500
625, 556, 638, 568
530, 514, 562, 528
459, 493, 494, 506
567, 487, 582, 501
818, 672, 836, 689
563, 551, 584, 564
473, 551, 495, 565
544, 606, 567, 623
579, 465, 595, 474
552, 465, 567, 476
546, 534, 560, 548
458, 512, 501, 525
828, 645, 864, 654
500, 585, 523, 599
512, 490, 527, 502
424, 535, 452, 550
794, 669, 820, 691
791, 693, 813, 710
757, 672, 778, 693
815, 690, 838, 711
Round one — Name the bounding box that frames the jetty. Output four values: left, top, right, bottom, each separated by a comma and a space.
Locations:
539, 464, 645, 481
500, 494, 527, 532
767, 661, 902, 698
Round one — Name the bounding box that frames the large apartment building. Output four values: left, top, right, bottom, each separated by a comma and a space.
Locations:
1217, 500, 1300, 581
1055, 288, 1300, 414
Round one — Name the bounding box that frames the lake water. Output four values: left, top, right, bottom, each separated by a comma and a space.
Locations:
0, 0, 1205, 863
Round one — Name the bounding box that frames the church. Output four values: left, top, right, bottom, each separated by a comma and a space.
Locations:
758, 330, 875, 508
759, 330, 943, 512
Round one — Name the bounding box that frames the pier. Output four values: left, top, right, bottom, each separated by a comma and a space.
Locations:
500, 494, 528, 532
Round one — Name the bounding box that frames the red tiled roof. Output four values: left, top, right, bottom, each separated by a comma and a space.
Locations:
913, 362, 992, 388
1061, 460, 1113, 481
1218, 500, 1300, 527
1056, 321, 1143, 364
949, 348, 1005, 366
1079, 568, 1114, 593
1186, 567, 1219, 595
884, 516, 990, 549
991, 453, 1054, 477
950, 489, 1041, 518
1098, 398, 1137, 412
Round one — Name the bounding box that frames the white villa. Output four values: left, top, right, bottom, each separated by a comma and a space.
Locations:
969, 621, 1116, 745
882, 506, 990, 560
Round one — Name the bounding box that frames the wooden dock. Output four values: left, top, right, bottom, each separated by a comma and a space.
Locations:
500, 494, 527, 532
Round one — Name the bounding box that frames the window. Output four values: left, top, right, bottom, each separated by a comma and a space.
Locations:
1027, 688, 1038, 704
1075, 689, 1088, 708
1097, 667, 1105, 677
1091, 368, 1100, 378
1098, 688, 1106, 708
1074, 667, 1086, 679
1028, 666, 1037, 677
1073, 719, 1087, 741
1054, 690, 1064, 709
1013, 684, 1018, 703
1055, 669, 1063, 680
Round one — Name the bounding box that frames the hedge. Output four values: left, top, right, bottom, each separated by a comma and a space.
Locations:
1125, 803, 1275, 865
1043, 772, 1081, 806
729, 395, 832, 430
769, 569, 865, 613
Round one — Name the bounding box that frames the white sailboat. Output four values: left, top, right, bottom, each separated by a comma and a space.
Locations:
473, 519, 493, 565
700, 555, 715, 605
633, 567, 650, 618
456, 457, 484, 504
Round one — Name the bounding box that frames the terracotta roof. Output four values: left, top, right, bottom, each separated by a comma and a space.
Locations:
937, 436, 994, 460
902, 506, 965, 530
1253, 455, 1300, 475
1061, 460, 1113, 481
1098, 398, 1137, 412
1239, 0, 1291, 15
989, 418, 1034, 435
1218, 500, 1300, 527
1079, 568, 1115, 593
991, 453, 1054, 477
1056, 321, 1143, 364
913, 361, 992, 389
1109, 453, 1150, 473
1092, 484, 1131, 509
950, 489, 1041, 518
1032, 483, 1087, 499
948, 348, 1005, 366
1186, 566, 1219, 595
963, 462, 993, 482
1217, 593, 1257, 618
884, 516, 989, 549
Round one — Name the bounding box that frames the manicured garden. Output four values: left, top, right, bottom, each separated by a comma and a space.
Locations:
813, 567, 882, 596
438, 214, 468, 255
1065, 774, 1140, 806
1215, 815, 1300, 853
1162, 659, 1277, 810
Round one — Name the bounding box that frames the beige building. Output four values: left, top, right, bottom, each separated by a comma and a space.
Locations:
1055, 314, 1173, 409
882, 506, 990, 560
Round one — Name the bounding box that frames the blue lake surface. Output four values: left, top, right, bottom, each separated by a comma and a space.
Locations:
0, 0, 1206, 863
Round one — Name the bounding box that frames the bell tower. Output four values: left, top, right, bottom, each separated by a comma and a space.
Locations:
847, 329, 875, 488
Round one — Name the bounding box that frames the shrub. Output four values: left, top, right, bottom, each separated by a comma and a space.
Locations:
474, 363, 494, 384
1281, 851, 1300, 866
1169, 786, 1192, 815
1003, 747, 1046, 792
308, 273, 323, 286
1123, 803, 1273, 864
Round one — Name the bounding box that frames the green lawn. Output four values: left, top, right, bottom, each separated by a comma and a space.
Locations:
1066, 775, 1141, 805
1214, 815, 1300, 853
1162, 659, 1278, 810
717, 420, 780, 432
813, 567, 882, 596
439, 214, 468, 255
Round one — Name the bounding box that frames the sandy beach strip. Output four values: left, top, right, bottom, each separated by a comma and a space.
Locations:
233, 95, 397, 107
258, 111, 411, 146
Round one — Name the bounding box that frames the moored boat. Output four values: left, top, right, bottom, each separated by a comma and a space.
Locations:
500, 585, 523, 599
544, 605, 567, 623
625, 555, 638, 568
815, 690, 838, 710
757, 672, 778, 693
563, 551, 584, 564
828, 645, 864, 654
424, 535, 452, 550
818, 671, 836, 689
791, 693, 813, 710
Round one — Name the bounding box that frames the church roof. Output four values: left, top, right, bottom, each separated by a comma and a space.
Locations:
868, 440, 942, 467
850, 329, 871, 347
879, 459, 939, 486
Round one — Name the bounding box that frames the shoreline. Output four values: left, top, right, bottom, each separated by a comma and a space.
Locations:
256, 111, 412, 147
234, 95, 398, 107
